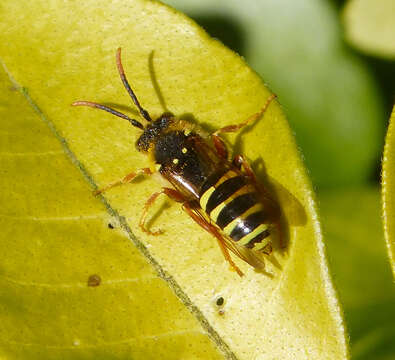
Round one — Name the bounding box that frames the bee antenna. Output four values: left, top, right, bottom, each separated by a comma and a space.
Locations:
116, 47, 152, 122
71, 101, 145, 130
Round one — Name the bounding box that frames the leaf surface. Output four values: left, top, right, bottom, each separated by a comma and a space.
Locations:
382, 105, 395, 277
0, 64, 224, 360
0, 0, 347, 359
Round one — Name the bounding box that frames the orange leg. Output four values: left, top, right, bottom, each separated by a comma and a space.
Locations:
211, 134, 228, 159
214, 94, 276, 136
94, 167, 152, 195
233, 155, 256, 182
183, 202, 244, 277
139, 187, 185, 236
274, 221, 285, 249
262, 243, 273, 255
140, 189, 243, 276
233, 154, 274, 202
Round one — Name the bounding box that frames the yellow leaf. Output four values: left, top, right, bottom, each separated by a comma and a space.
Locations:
382, 104, 395, 277
0, 66, 225, 359
0, 0, 348, 358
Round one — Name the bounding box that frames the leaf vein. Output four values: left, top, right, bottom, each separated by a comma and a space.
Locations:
1, 329, 205, 349
0, 275, 157, 288
0, 150, 63, 156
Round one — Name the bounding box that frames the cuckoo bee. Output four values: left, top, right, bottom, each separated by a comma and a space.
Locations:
73, 48, 280, 276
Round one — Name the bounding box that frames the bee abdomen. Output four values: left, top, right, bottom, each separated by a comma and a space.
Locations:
228, 211, 270, 250
199, 170, 270, 250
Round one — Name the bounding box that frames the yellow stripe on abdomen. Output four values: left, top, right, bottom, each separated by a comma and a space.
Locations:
209, 185, 255, 222
199, 170, 241, 211
199, 186, 215, 210
238, 224, 269, 246
223, 203, 264, 236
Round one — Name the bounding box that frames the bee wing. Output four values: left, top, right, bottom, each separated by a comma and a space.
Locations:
186, 205, 268, 273
220, 234, 268, 272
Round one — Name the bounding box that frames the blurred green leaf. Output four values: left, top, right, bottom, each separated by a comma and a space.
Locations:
320, 187, 395, 360
382, 105, 395, 277
164, 0, 386, 188
0, 0, 348, 359
343, 0, 395, 59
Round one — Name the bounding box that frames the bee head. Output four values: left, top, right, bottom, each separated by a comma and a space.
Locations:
136, 112, 174, 152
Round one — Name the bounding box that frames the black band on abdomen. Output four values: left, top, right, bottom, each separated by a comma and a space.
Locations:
205, 176, 246, 214
216, 192, 258, 229
229, 210, 266, 241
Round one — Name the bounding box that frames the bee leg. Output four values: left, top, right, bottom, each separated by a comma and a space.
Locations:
213, 94, 276, 136
139, 187, 185, 236
233, 154, 275, 201
262, 243, 273, 255
211, 134, 228, 159
274, 221, 286, 249
233, 155, 256, 182
94, 168, 152, 196
183, 202, 244, 277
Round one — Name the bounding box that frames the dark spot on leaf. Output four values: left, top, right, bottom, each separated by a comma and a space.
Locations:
108, 223, 114, 229
216, 296, 224, 306
87, 274, 101, 287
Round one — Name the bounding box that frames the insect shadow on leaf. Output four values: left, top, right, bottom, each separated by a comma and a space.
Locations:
149, 50, 169, 114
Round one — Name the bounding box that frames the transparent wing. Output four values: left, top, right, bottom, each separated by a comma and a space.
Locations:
186, 205, 268, 273
221, 235, 268, 271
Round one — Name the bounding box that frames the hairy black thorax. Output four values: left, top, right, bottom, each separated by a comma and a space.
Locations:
154, 130, 213, 189
136, 113, 173, 152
